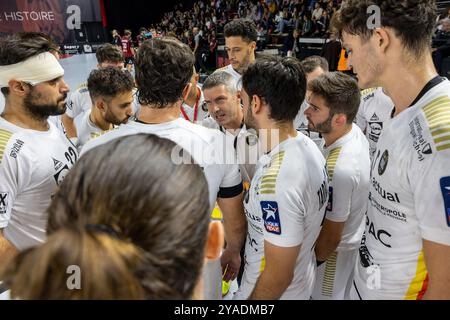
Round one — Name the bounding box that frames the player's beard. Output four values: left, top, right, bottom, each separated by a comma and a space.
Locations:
244, 104, 258, 132
104, 108, 129, 126
307, 114, 333, 134
23, 89, 67, 120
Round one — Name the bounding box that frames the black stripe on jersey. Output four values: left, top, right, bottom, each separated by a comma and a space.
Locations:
353, 280, 363, 300
217, 182, 243, 198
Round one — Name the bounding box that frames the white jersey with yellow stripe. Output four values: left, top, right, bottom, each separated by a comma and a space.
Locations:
235, 133, 328, 300
0, 117, 77, 250
312, 124, 370, 300
355, 88, 394, 160
351, 77, 450, 300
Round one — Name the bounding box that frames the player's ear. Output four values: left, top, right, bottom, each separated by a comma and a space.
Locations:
95, 98, 106, 112
204, 221, 224, 261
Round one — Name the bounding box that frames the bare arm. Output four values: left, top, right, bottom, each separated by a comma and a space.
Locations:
217, 193, 246, 281
315, 219, 345, 262
248, 241, 300, 300
422, 239, 450, 299
62, 114, 77, 139
0, 229, 18, 270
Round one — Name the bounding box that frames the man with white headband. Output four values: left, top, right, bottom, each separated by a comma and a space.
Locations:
0, 33, 77, 268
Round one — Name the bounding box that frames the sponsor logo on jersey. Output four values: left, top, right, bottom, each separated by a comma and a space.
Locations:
440, 176, 450, 227
368, 122, 383, 142
378, 150, 389, 175
359, 233, 374, 267
370, 113, 380, 121
0, 192, 8, 215
366, 215, 392, 248
67, 99, 74, 110
0, 129, 13, 164
409, 116, 433, 161
52, 158, 63, 171
326, 186, 333, 212
261, 201, 281, 235
371, 178, 401, 203
9, 139, 24, 158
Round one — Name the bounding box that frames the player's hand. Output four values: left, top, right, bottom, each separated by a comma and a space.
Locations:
220, 247, 241, 282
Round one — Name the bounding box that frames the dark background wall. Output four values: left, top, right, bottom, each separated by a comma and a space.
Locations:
103, 0, 194, 37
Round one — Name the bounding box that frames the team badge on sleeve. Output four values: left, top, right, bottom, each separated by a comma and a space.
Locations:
440, 177, 450, 227
260, 201, 281, 235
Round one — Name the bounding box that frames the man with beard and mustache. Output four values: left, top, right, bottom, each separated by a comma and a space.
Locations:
303, 72, 370, 300
234, 56, 328, 300
0, 33, 77, 268
75, 67, 135, 150
216, 19, 257, 91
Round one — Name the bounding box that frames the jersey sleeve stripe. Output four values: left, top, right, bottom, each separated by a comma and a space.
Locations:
326, 147, 342, 181
321, 251, 338, 297
404, 249, 429, 300
259, 151, 285, 194
422, 96, 450, 151
0, 129, 13, 164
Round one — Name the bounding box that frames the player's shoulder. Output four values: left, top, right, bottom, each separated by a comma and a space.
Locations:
74, 82, 89, 94
178, 119, 222, 144
360, 87, 377, 102
416, 83, 450, 154
81, 126, 123, 156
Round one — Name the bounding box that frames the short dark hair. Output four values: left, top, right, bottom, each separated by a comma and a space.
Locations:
203, 71, 236, 94
0, 32, 59, 66
242, 56, 307, 122
301, 55, 329, 73
95, 43, 124, 64
46, 134, 210, 299
333, 0, 437, 57
224, 19, 257, 43
87, 67, 134, 102
135, 37, 194, 108
308, 72, 361, 124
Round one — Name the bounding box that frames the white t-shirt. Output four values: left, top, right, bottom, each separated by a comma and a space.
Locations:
323, 124, 370, 250
66, 83, 140, 126
75, 109, 111, 149
352, 78, 450, 300
81, 118, 243, 210
180, 85, 209, 123
215, 64, 242, 91
0, 117, 78, 250
237, 133, 328, 299
355, 88, 394, 159
293, 100, 325, 150
65, 82, 91, 120
202, 116, 259, 184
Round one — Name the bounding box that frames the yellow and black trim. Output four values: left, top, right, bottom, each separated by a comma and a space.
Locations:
0, 129, 13, 164
259, 151, 285, 195
422, 96, 450, 152
326, 147, 342, 181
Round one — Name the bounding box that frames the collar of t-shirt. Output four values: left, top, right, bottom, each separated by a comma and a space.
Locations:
390, 75, 445, 118
323, 123, 356, 151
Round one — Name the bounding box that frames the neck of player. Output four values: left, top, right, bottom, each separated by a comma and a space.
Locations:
90, 106, 112, 131
383, 53, 438, 116
260, 121, 297, 154
2, 99, 50, 131
137, 102, 181, 124
184, 86, 199, 107
323, 124, 352, 148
